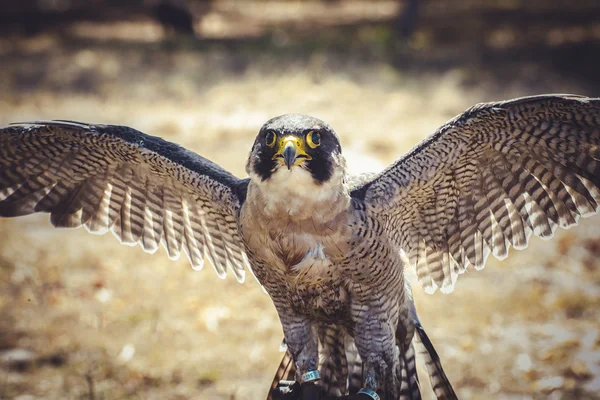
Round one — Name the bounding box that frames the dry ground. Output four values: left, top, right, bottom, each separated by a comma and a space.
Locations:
1, 1, 600, 399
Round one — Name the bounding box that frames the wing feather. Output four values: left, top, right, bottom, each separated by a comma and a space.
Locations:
139, 181, 164, 251
352, 95, 600, 293
0, 121, 249, 281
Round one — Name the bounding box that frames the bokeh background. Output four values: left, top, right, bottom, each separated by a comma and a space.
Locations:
1, 0, 600, 399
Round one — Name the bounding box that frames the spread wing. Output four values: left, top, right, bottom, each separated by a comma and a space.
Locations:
351, 95, 600, 294
0, 121, 250, 282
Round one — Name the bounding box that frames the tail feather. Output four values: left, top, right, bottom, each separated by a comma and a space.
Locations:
399, 343, 422, 400
267, 348, 296, 400
318, 325, 348, 397
346, 338, 363, 395
412, 320, 458, 400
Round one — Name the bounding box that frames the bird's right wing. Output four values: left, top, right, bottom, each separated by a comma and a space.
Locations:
0, 121, 250, 281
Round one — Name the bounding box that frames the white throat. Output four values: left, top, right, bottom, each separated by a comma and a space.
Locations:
248, 165, 349, 221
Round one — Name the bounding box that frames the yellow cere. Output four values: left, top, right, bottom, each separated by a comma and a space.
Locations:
272, 135, 312, 166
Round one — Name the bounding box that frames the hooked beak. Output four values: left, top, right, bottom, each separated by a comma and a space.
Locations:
273, 136, 312, 170
282, 141, 296, 170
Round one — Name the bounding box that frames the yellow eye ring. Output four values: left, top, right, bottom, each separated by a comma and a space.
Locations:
265, 130, 277, 147
306, 131, 320, 148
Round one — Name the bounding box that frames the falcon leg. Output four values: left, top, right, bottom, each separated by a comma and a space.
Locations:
278, 312, 320, 385
352, 306, 398, 399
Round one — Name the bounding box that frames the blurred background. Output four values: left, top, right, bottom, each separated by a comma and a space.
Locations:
1, 0, 600, 399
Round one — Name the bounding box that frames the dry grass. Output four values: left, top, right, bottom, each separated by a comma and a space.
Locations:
1, 3, 600, 399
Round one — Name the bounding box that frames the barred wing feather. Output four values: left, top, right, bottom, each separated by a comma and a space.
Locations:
0, 121, 249, 282
352, 95, 600, 294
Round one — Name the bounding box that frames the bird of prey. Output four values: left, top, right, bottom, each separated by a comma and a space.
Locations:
1, 94, 600, 400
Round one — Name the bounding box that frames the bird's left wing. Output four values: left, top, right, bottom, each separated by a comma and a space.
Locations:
351, 95, 600, 294
0, 121, 250, 282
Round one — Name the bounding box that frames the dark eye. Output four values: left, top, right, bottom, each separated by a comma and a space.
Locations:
265, 130, 276, 147
306, 131, 320, 148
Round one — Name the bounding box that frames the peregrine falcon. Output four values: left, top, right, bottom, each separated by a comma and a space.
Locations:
1, 95, 600, 400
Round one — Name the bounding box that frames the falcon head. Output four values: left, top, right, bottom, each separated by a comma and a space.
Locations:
246, 114, 345, 185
